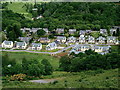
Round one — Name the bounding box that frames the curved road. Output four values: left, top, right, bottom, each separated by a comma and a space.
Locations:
0, 43, 119, 54
0, 45, 75, 54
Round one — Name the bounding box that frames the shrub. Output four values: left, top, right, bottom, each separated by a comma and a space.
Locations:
106, 76, 109, 79
78, 79, 82, 82
10, 74, 27, 81
52, 80, 58, 84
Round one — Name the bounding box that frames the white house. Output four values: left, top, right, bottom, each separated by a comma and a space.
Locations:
56, 36, 66, 43
79, 30, 86, 35
2, 40, 13, 48
56, 28, 64, 34
87, 36, 95, 43
46, 42, 57, 50
79, 35, 86, 43
31, 43, 42, 50
94, 46, 111, 54
86, 30, 92, 34
100, 29, 107, 35
67, 36, 76, 43
110, 29, 117, 35
16, 42, 27, 49
69, 29, 76, 34
96, 36, 106, 44
107, 36, 117, 44
70, 44, 90, 54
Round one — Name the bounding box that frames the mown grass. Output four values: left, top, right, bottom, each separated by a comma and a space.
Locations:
31, 49, 61, 52
1, 51, 59, 70
6, 2, 32, 19
91, 32, 100, 38
2, 68, 118, 88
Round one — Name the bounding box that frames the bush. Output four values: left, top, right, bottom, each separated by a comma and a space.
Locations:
59, 50, 119, 72
10, 74, 27, 81
52, 80, 58, 84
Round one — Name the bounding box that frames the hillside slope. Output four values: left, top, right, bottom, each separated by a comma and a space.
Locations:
3, 68, 118, 88
6, 2, 32, 19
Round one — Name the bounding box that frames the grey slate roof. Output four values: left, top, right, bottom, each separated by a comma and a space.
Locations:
86, 30, 92, 33
3, 41, 13, 45
79, 30, 86, 35
97, 36, 106, 41
68, 36, 76, 40
94, 46, 111, 51
47, 42, 57, 48
19, 37, 31, 42
56, 28, 64, 33
100, 29, 107, 34
87, 36, 95, 41
69, 29, 76, 34
73, 45, 90, 50
79, 36, 85, 40
107, 36, 116, 40
39, 37, 49, 41
57, 36, 66, 40
31, 43, 42, 47
16, 42, 26, 46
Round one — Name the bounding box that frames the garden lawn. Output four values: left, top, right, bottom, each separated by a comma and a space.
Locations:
91, 31, 100, 38
2, 51, 59, 70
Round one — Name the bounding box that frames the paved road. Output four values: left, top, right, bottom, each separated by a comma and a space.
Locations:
0, 44, 119, 54
0, 44, 75, 54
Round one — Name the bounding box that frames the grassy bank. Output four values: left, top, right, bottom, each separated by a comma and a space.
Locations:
6, 2, 32, 19
2, 51, 59, 70
2, 68, 118, 88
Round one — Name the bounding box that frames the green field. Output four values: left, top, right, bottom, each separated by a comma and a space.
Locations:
2, 51, 59, 70
2, 68, 118, 88
6, 2, 32, 19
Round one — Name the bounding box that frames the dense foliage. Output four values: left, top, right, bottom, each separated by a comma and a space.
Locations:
37, 29, 46, 37
59, 49, 119, 72
2, 2, 120, 40
2, 54, 53, 76
2, 2, 120, 31
29, 2, 120, 30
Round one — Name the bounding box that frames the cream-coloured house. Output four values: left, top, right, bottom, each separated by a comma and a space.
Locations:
2, 40, 13, 48
16, 42, 27, 49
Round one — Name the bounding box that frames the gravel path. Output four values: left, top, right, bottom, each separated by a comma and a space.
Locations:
29, 79, 57, 83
